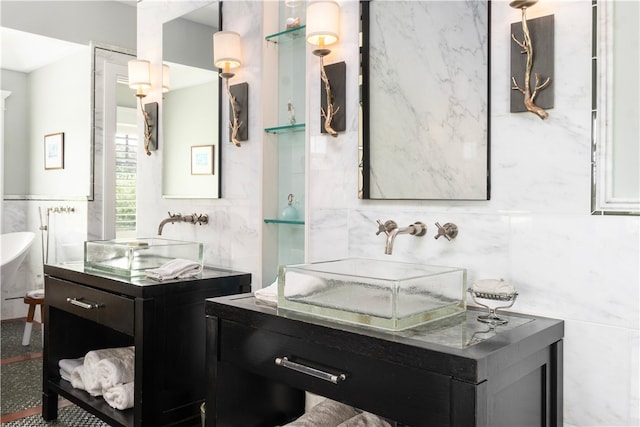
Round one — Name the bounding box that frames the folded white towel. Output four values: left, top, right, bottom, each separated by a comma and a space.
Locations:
96, 355, 135, 391
472, 278, 515, 295
58, 357, 84, 376
60, 368, 72, 383
283, 271, 327, 298
26, 289, 45, 299
103, 382, 135, 410
254, 280, 278, 304
337, 412, 392, 427
145, 258, 203, 281
283, 399, 360, 426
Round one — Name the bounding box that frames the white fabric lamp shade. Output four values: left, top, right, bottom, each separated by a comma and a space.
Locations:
162, 63, 170, 93
127, 59, 151, 91
306, 1, 340, 47
213, 31, 242, 70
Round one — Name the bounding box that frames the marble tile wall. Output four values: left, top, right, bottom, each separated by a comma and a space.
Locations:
1, 0, 636, 425
306, 1, 639, 426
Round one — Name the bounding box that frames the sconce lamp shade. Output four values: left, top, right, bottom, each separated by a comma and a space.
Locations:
162, 63, 170, 93
128, 59, 151, 96
213, 31, 242, 71
306, 1, 340, 48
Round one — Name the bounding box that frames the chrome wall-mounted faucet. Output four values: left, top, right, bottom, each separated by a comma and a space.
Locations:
376, 219, 427, 255
158, 212, 209, 235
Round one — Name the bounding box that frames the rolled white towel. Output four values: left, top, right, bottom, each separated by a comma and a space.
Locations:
472, 278, 515, 295
69, 365, 87, 391
103, 382, 135, 410
96, 356, 135, 392
145, 258, 202, 281
84, 346, 135, 370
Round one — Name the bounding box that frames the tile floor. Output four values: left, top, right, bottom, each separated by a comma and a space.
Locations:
1, 319, 108, 426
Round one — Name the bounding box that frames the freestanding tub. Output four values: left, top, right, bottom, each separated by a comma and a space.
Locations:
1, 231, 36, 286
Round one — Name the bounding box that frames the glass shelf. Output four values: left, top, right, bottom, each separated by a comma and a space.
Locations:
265, 25, 306, 43
264, 123, 305, 134
264, 218, 305, 225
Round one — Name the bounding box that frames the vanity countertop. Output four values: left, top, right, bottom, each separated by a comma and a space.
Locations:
44, 262, 250, 297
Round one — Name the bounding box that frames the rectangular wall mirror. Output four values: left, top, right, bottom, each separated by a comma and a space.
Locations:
591, 0, 640, 215
162, 1, 221, 199
359, 0, 490, 200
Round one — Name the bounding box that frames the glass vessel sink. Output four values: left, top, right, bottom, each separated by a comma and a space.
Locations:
277, 258, 467, 331
84, 238, 203, 277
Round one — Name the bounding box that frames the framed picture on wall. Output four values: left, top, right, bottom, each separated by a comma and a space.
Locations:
191, 145, 215, 175
44, 132, 64, 170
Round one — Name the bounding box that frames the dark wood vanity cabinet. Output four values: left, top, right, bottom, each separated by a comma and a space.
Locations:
42, 263, 251, 427
205, 295, 564, 427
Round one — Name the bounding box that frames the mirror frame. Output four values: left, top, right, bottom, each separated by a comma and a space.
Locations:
359, 0, 491, 201
591, 0, 640, 215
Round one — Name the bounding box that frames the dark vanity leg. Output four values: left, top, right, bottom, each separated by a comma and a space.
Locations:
550, 340, 564, 427
41, 294, 58, 421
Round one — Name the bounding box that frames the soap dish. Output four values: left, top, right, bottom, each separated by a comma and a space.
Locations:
468, 288, 518, 325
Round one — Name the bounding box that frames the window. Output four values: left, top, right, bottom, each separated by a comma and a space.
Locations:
115, 133, 137, 237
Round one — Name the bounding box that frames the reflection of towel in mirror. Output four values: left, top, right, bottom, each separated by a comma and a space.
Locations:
283, 399, 359, 426
103, 382, 135, 410
59, 357, 84, 382
283, 271, 327, 297
96, 355, 135, 391
145, 258, 203, 281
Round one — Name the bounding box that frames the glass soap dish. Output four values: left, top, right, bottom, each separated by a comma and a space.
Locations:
84, 238, 203, 278
277, 258, 467, 331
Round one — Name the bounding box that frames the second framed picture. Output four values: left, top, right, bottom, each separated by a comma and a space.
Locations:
44, 132, 64, 170
191, 145, 215, 175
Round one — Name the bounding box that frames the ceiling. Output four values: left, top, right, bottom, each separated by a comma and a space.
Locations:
1, 27, 88, 73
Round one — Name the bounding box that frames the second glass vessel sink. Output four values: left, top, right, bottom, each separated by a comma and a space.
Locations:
277, 258, 467, 331
84, 238, 203, 277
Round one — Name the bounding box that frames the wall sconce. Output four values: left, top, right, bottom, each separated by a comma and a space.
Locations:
128, 59, 158, 155
510, 0, 554, 120
213, 30, 248, 147
306, 0, 345, 137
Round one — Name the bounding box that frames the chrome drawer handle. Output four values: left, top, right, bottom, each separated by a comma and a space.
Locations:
274, 357, 347, 384
66, 297, 100, 310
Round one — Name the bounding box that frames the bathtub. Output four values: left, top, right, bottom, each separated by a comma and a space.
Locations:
1, 231, 35, 286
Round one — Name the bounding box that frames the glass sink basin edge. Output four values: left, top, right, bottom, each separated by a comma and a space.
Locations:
84, 238, 203, 277
277, 258, 467, 331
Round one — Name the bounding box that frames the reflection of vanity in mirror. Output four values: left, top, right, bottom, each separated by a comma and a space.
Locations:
162, 2, 221, 199
360, 0, 490, 200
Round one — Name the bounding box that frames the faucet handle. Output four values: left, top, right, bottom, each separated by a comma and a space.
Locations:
376, 219, 398, 235
435, 222, 458, 241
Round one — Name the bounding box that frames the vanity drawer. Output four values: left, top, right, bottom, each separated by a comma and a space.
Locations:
219, 320, 452, 426
46, 277, 134, 336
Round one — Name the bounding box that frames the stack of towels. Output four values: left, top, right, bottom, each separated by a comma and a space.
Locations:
282, 399, 392, 427
145, 258, 202, 281
59, 346, 135, 410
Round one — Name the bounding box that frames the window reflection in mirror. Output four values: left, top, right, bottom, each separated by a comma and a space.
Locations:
359, 0, 490, 200
591, 0, 640, 215
162, 2, 221, 199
